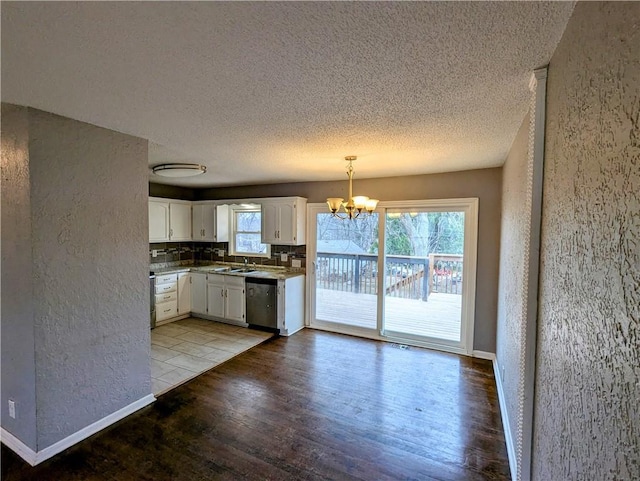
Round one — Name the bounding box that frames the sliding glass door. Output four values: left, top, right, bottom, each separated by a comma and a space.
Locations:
311, 211, 379, 333
382, 209, 465, 344
307, 199, 477, 355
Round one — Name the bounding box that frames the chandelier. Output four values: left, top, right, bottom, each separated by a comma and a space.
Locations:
326, 156, 379, 220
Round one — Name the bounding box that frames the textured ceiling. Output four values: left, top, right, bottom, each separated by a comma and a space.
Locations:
1, 1, 575, 187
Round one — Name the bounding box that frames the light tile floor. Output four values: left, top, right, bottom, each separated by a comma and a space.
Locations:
151, 317, 273, 395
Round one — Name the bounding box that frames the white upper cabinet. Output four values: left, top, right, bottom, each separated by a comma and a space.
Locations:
261, 197, 306, 245
150, 196, 305, 244
149, 200, 170, 242
169, 201, 192, 241
192, 203, 215, 241
192, 203, 229, 242
149, 197, 192, 242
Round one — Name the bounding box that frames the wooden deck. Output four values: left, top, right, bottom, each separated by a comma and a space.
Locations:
315, 288, 462, 341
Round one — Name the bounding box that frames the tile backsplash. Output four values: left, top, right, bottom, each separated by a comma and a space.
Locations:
149, 242, 306, 269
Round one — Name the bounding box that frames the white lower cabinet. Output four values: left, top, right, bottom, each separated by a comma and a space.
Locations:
155, 274, 178, 323
277, 275, 305, 336
178, 272, 191, 315
206, 275, 226, 318
207, 274, 245, 323
154, 270, 302, 332
154, 272, 194, 325
224, 277, 246, 323
190, 272, 207, 316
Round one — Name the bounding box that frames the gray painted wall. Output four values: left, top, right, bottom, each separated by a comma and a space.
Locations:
533, 2, 640, 479
495, 111, 531, 474
1, 105, 151, 450
149, 182, 196, 201
198, 167, 502, 353
1, 104, 38, 450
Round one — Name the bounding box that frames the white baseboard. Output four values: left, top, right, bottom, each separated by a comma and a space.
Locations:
493, 359, 517, 481
1, 393, 155, 466
472, 350, 496, 360
281, 325, 305, 337
0, 429, 37, 465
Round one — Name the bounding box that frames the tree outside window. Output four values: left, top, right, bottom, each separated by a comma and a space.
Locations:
230, 207, 270, 257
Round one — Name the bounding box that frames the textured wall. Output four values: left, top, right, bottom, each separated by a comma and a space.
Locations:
198, 167, 502, 352
27, 109, 151, 449
495, 111, 531, 472
533, 2, 640, 480
0, 104, 38, 449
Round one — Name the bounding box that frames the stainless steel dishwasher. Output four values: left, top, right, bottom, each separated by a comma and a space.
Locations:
246, 278, 278, 330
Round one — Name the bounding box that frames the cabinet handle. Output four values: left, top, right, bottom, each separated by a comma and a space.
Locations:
170, 228, 173, 236
163, 308, 171, 313
221, 289, 224, 297
225, 289, 228, 298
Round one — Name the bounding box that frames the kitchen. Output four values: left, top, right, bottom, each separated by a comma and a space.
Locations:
148, 195, 307, 394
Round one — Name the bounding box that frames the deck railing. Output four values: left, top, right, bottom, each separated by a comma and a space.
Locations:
316, 252, 463, 300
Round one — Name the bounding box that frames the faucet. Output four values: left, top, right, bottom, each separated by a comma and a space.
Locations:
244, 257, 248, 267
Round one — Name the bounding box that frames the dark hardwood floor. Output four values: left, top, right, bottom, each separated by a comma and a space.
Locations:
1, 330, 510, 480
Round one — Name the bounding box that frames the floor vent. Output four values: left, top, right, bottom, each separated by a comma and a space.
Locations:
391, 343, 410, 350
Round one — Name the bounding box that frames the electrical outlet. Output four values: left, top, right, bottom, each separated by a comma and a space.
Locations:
218, 249, 225, 257
292, 259, 301, 268
8, 400, 15, 419
152, 249, 158, 258
280, 253, 288, 262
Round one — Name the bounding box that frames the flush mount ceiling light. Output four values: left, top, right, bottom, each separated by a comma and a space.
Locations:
151, 163, 206, 178
326, 156, 379, 220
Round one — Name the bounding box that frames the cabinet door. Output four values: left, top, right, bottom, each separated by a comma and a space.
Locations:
169, 202, 192, 241
191, 273, 207, 316
207, 277, 226, 318
178, 273, 191, 315
201, 204, 217, 242
156, 300, 178, 322
149, 200, 170, 242
277, 202, 295, 244
215, 205, 229, 242
225, 284, 245, 323
261, 202, 279, 244
192, 205, 204, 240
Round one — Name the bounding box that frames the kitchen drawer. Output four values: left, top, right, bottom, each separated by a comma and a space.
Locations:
225, 276, 245, 288
206, 273, 225, 284
156, 273, 178, 284
155, 291, 177, 304
155, 282, 177, 295
156, 300, 178, 322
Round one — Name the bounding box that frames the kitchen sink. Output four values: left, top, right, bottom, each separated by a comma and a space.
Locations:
228, 268, 257, 273
208, 267, 230, 272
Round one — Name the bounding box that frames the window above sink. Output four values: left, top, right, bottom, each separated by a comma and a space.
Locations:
229, 204, 271, 258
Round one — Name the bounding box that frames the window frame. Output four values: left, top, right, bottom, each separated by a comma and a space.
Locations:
229, 204, 271, 258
